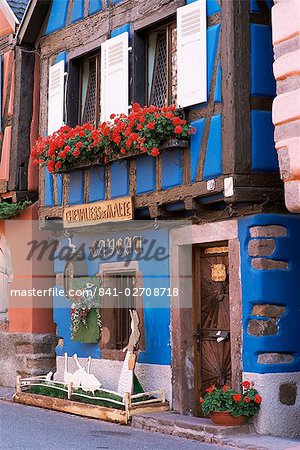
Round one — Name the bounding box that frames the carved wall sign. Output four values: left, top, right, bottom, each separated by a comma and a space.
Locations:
63, 197, 133, 228
91, 236, 143, 257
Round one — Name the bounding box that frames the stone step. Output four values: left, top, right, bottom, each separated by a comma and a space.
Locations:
131, 412, 251, 445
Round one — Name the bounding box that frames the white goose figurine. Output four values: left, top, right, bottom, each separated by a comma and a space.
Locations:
45, 371, 53, 382
72, 353, 87, 388
81, 356, 101, 394
63, 353, 74, 385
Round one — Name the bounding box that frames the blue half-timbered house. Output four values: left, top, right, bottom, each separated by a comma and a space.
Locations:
18, 0, 300, 437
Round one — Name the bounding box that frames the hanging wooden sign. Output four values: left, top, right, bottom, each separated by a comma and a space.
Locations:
211, 263, 227, 282
63, 197, 133, 228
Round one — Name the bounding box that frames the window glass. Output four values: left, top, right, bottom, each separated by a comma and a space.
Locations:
147, 22, 176, 107
80, 55, 100, 126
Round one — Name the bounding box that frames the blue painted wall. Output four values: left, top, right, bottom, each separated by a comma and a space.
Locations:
88, 166, 105, 202
45, 169, 54, 206
110, 161, 129, 198
161, 150, 182, 189
69, 171, 85, 205
111, 24, 131, 38
207, 24, 221, 98
89, 0, 103, 15
70, 0, 85, 24
239, 214, 300, 374
190, 118, 205, 183
251, 24, 276, 97
251, 111, 278, 172
46, 0, 69, 34
54, 228, 172, 365
136, 155, 156, 194
203, 114, 222, 180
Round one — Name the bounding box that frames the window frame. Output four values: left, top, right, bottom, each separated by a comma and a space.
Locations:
147, 23, 174, 108
97, 261, 145, 360
132, 13, 176, 108
67, 46, 102, 128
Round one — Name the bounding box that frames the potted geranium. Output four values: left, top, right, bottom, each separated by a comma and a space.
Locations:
199, 381, 262, 426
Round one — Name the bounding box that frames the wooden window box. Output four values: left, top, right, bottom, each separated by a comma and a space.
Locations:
57, 139, 189, 173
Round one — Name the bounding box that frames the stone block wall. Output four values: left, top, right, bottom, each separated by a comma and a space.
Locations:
272, 0, 300, 212
0, 331, 56, 387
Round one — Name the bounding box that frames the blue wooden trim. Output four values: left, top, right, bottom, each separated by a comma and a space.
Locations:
251, 111, 278, 172
88, 166, 105, 202
111, 23, 131, 38
70, 0, 84, 24
68, 171, 85, 205
161, 149, 182, 189
89, 0, 103, 15
136, 155, 156, 194
203, 114, 222, 180
45, 169, 54, 207
46, 0, 69, 35
251, 24, 276, 97
110, 161, 129, 198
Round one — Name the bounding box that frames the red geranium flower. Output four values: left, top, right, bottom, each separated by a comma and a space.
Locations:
254, 394, 262, 404
73, 149, 80, 157
55, 162, 62, 170
233, 394, 242, 402
206, 387, 215, 393
147, 122, 155, 130
222, 385, 230, 392
242, 381, 251, 390
174, 125, 183, 134
173, 116, 182, 126
151, 147, 159, 157
76, 142, 83, 149
244, 396, 251, 403
199, 397, 204, 404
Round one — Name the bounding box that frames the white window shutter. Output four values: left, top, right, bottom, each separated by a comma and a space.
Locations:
48, 60, 65, 135
177, 0, 207, 108
101, 32, 129, 122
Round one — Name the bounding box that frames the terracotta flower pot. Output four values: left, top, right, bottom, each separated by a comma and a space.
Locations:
210, 411, 247, 426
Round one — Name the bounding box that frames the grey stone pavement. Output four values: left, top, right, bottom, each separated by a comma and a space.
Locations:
0, 387, 299, 450
0, 401, 227, 450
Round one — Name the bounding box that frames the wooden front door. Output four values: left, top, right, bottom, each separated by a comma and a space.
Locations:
193, 244, 232, 413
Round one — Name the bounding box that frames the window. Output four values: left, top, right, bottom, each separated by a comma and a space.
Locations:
79, 54, 101, 126
101, 271, 136, 351
147, 22, 176, 107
